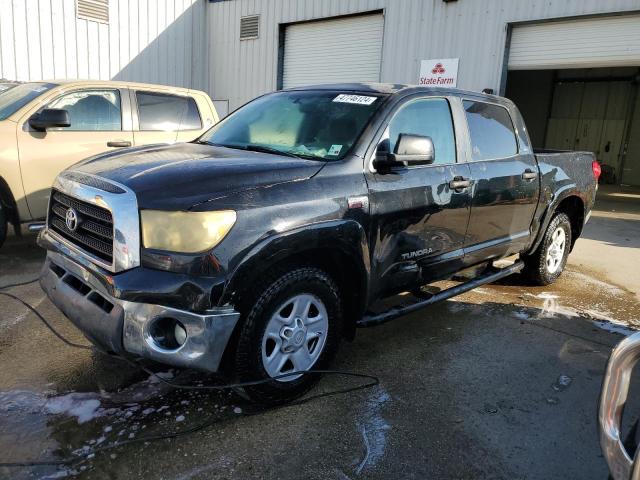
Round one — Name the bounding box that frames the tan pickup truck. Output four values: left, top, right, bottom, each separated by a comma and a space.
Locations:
0, 80, 218, 247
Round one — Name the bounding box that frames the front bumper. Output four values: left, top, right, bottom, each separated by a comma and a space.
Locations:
40, 250, 240, 372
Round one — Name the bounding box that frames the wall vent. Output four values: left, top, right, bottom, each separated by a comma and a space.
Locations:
77, 0, 109, 24
240, 15, 259, 40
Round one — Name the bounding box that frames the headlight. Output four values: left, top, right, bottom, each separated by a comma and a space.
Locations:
140, 210, 236, 253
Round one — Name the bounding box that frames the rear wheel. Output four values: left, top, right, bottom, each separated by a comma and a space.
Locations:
523, 212, 572, 285
233, 267, 342, 405
0, 204, 7, 249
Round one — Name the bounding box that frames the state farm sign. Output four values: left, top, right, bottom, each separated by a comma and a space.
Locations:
418, 58, 459, 87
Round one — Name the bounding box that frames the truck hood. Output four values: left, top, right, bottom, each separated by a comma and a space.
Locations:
70, 143, 326, 210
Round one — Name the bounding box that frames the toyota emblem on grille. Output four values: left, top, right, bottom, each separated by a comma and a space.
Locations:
65, 208, 79, 231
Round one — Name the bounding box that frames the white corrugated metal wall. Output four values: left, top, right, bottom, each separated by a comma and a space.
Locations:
0, 0, 208, 90
208, 0, 640, 111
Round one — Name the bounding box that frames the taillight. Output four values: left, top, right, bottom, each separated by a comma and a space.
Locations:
592, 160, 601, 180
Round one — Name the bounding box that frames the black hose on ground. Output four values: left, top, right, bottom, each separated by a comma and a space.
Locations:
0, 290, 380, 469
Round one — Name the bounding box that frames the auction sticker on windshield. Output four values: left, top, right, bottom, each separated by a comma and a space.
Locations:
333, 94, 377, 105
328, 144, 343, 156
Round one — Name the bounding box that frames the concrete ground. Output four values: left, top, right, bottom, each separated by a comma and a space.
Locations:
570, 184, 640, 300
0, 187, 639, 480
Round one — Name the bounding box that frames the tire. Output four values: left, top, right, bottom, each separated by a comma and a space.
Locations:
523, 212, 572, 286
0, 204, 7, 249
233, 267, 342, 405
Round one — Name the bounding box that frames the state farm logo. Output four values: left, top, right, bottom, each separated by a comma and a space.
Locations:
431, 63, 446, 75
419, 59, 458, 87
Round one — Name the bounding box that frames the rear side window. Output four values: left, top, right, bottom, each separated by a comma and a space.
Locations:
463, 100, 518, 161
387, 98, 457, 165
136, 92, 202, 131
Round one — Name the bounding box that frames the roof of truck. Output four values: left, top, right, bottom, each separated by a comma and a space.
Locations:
286, 82, 505, 101
36, 79, 207, 95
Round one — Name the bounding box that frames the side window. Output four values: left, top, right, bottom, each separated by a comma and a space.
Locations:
136, 92, 202, 131
387, 98, 456, 165
47, 89, 121, 131
463, 100, 518, 161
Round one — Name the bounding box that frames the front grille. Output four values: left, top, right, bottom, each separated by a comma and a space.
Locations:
48, 189, 114, 264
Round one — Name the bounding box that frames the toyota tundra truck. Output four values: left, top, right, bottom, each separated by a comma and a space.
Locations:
37, 84, 599, 404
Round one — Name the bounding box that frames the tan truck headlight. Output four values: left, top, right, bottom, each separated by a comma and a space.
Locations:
141, 210, 236, 253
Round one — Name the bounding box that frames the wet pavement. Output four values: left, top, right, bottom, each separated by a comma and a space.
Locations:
1, 231, 639, 479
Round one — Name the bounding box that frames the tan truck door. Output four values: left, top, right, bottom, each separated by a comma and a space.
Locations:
17, 88, 134, 219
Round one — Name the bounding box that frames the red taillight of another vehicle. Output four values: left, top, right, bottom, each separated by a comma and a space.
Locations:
592, 160, 601, 181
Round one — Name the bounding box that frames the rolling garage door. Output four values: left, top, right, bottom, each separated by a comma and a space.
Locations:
508, 14, 640, 70
282, 13, 384, 89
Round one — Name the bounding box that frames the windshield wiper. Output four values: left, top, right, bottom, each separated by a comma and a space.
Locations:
195, 141, 325, 160
239, 144, 301, 159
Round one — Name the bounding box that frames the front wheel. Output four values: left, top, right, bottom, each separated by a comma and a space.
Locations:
523, 212, 572, 285
233, 267, 342, 405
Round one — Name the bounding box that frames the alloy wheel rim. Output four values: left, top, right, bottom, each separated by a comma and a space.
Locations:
261, 293, 329, 382
546, 227, 566, 274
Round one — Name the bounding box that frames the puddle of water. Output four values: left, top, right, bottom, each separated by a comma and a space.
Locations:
457, 266, 640, 333
592, 319, 637, 336
355, 386, 391, 476
45, 392, 103, 424
552, 374, 573, 392
0, 370, 242, 479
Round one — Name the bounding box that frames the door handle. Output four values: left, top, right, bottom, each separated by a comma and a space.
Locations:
449, 177, 471, 191
107, 140, 132, 148
522, 169, 538, 181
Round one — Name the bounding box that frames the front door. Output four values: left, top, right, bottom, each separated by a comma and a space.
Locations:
366, 96, 472, 298
462, 100, 540, 265
17, 88, 133, 219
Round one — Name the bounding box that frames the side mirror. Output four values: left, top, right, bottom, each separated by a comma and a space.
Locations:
393, 134, 435, 164
29, 109, 71, 131
373, 134, 435, 171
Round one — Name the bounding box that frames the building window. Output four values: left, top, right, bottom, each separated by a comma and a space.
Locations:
76, 0, 109, 24
240, 15, 260, 40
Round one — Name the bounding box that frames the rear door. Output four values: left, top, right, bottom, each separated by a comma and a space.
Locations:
131, 90, 205, 146
365, 95, 472, 298
462, 99, 540, 265
17, 87, 134, 219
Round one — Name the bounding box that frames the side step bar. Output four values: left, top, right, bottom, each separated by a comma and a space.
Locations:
357, 260, 525, 328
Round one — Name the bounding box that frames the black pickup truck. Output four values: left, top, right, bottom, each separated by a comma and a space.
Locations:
38, 83, 599, 403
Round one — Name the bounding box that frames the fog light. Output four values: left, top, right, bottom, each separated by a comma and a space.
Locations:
149, 317, 187, 350
174, 323, 187, 346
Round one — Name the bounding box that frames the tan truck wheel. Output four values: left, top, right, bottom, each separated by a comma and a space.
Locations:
0, 204, 7, 249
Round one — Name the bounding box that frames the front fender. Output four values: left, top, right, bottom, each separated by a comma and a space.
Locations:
219, 219, 371, 308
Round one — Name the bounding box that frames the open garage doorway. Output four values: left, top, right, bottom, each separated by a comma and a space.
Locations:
504, 13, 640, 186
506, 68, 640, 185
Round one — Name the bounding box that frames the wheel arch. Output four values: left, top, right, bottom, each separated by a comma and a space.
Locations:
0, 175, 19, 229
529, 188, 586, 254
221, 220, 371, 341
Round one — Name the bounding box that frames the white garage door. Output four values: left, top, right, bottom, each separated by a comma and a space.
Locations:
508, 14, 640, 70
282, 14, 384, 89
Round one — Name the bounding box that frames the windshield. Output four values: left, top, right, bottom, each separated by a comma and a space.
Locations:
0, 82, 57, 120
199, 90, 385, 160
